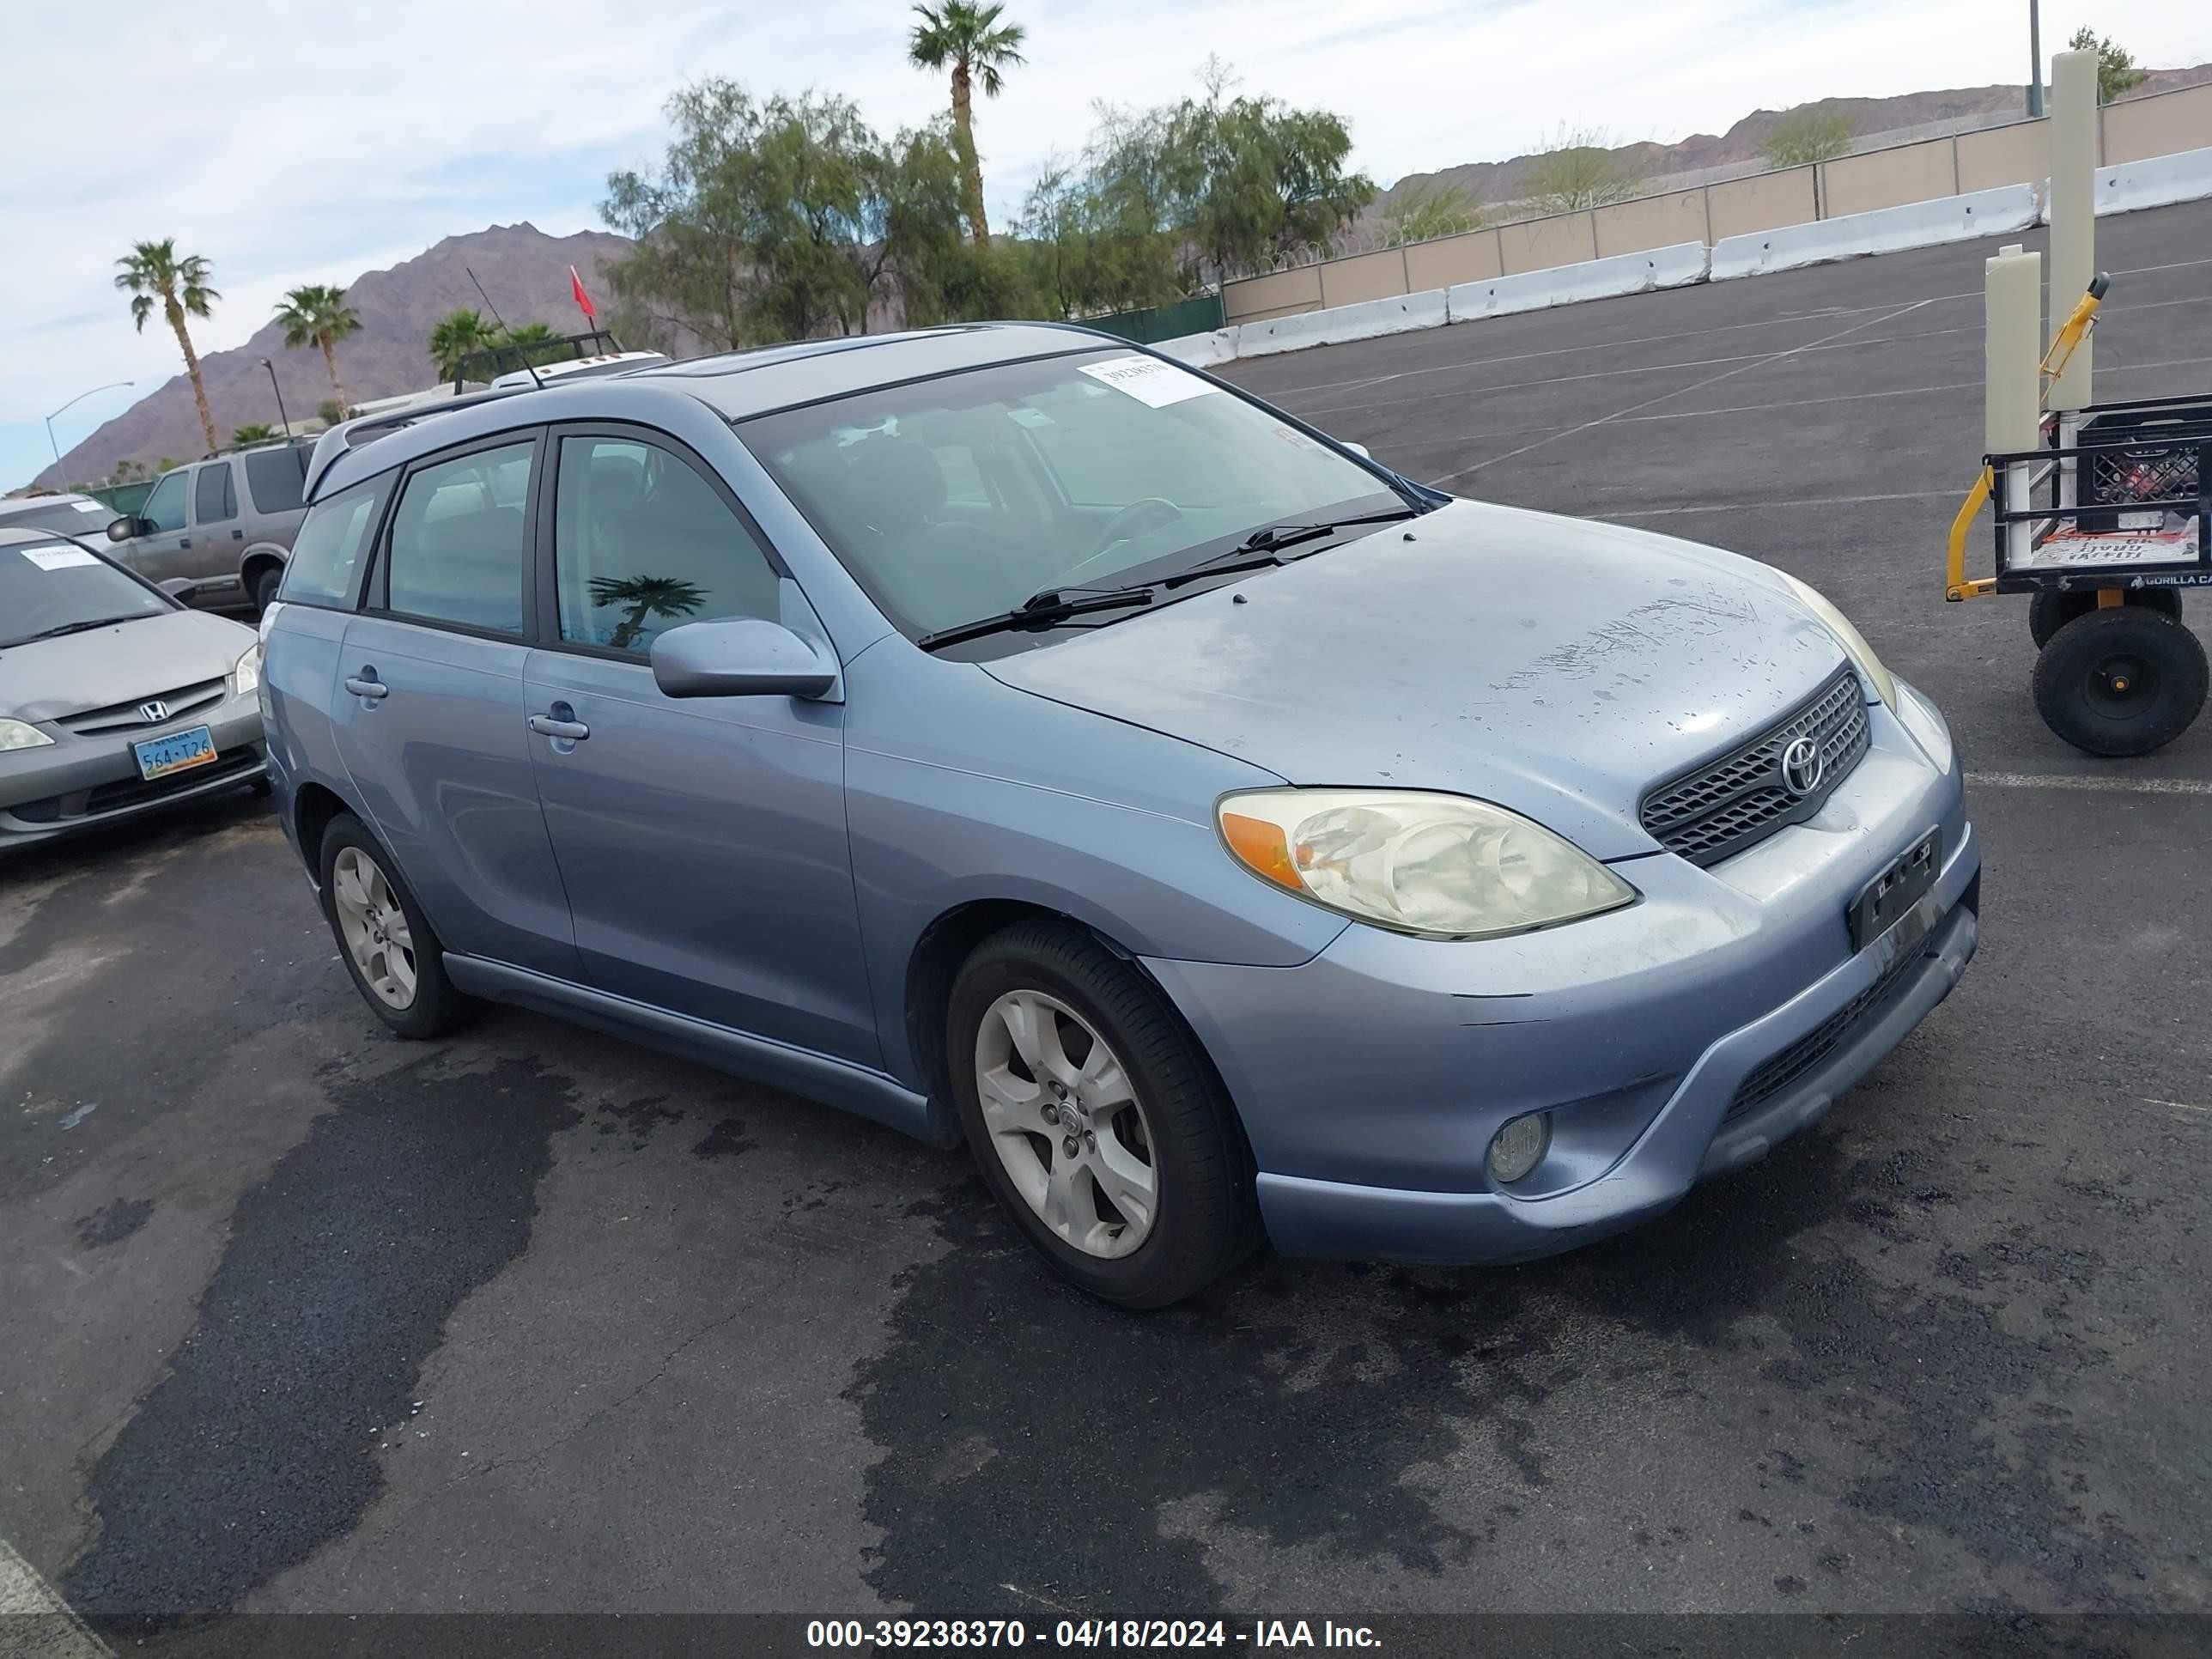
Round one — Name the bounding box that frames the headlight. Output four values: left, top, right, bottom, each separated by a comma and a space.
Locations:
1218, 789, 1636, 939
0, 718, 55, 751
1779, 573, 1895, 710
231, 648, 259, 697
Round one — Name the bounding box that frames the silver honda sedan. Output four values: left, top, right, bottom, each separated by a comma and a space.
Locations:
0, 526, 265, 849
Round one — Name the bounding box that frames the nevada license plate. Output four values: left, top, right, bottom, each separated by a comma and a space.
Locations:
132, 724, 218, 781
1849, 829, 1940, 952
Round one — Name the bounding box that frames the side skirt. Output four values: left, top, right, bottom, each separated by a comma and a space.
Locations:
443, 954, 953, 1147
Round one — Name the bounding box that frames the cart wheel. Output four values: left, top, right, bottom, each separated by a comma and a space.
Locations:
2033, 608, 2208, 757
2029, 587, 2184, 648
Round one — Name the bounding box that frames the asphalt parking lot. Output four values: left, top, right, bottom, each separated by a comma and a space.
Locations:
4, 201, 2209, 1645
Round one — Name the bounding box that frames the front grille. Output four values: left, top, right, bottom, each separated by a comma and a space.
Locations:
1639, 668, 1869, 866
58, 678, 227, 736
1726, 940, 1927, 1120
9, 749, 259, 825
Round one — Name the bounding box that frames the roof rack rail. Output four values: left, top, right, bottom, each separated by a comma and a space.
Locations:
301, 384, 527, 501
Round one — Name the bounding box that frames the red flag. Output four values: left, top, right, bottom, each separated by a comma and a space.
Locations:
569, 265, 597, 324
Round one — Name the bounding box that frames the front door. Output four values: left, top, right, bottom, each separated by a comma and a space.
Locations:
521, 426, 878, 1066
113, 469, 193, 588
331, 432, 580, 981
184, 460, 246, 605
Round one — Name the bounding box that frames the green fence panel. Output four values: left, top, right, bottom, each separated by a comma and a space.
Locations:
1084, 293, 1226, 344
86, 483, 154, 517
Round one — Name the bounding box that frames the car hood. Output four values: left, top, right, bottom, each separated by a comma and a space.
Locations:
981, 499, 1851, 860
1, 608, 254, 723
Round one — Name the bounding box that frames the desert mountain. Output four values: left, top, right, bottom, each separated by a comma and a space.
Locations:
1371, 63, 2212, 221
43, 223, 632, 488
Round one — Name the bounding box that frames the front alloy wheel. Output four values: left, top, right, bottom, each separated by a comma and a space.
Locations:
975, 989, 1158, 1258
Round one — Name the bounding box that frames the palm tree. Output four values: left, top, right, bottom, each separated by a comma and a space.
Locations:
115, 240, 222, 455
588, 575, 708, 651
499, 321, 562, 372
907, 1, 1027, 246
232, 422, 276, 446
275, 284, 362, 419
428, 307, 497, 381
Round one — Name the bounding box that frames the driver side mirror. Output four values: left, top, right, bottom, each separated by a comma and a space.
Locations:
108, 515, 150, 542
650, 617, 839, 701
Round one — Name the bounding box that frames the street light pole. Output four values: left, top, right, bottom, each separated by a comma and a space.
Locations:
42, 380, 137, 488
259, 358, 291, 437
2027, 0, 2045, 117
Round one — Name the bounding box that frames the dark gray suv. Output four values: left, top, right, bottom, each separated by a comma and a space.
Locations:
106, 440, 313, 612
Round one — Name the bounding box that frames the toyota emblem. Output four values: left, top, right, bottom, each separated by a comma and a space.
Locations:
138, 700, 170, 724
1778, 736, 1824, 798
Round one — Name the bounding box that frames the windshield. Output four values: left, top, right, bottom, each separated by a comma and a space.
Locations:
0, 540, 171, 649
742, 349, 1404, 640
0, 498, 116, 536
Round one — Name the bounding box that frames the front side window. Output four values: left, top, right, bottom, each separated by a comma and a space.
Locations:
743, 349, 1399, 641
551, 435, 781, 653
193, 463, 236, 525
139, 471, 188, 533
281, 472, 392, 608
2, 540, 169, 648
383, 441, 534, 634
245, 447, 308, 514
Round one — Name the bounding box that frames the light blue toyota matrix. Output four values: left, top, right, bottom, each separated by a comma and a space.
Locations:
260, 324, 1978, 1307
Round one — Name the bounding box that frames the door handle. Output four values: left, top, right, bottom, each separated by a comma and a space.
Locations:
528, 713, 591, 741
343, 670, 388, 701
179, 537, 192, 549
232, 528, 244, 541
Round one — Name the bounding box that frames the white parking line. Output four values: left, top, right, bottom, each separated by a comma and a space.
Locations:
1427, 297, 1942, 485
1965, 771, 2212, 796
1599, 489, 1960, 518
0, 1538, 110, 1657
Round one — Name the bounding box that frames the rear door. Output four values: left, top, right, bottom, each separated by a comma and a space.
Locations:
331, 429, 581, 980
184, 460, 246, 604
520, 423, 877, 1064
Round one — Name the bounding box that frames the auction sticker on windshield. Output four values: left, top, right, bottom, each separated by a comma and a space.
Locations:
1078, 356, 1218, 409
19, 545, 100, 571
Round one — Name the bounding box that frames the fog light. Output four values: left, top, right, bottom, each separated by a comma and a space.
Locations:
1486, 1113, 1550, 1184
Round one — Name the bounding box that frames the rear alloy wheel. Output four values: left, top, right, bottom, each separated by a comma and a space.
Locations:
319, 814, 474, 1037
2029, 586, 2181, 649
2032, 606, 2209, 757
948, 921, 1260, 1308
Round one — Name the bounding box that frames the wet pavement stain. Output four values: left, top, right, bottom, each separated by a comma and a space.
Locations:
691, 1115, 757, 1161
73, 1198, 155, 1249
593, 1094, 684, 1152
63, 1053, 580, 1623
854, 1125, 2145, 1613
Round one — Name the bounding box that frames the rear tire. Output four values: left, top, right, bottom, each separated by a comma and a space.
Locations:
2029, 587, 2182, 649
318, 813, 475, 1038
2033, 607, 2208, 757
249, 565, 283, 614
946, 920, 1260, 1309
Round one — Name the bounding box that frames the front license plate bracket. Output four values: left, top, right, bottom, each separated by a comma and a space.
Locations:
1850, 829, 1940, 952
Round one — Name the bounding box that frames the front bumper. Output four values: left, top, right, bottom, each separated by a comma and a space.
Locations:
0, 696, 264, 849
1144, 696, 1979, 1266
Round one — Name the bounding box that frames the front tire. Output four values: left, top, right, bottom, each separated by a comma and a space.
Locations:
2029, 586, 2182, 648
947, 921, 1260, 1309
2033, 607, 2208, 757
319, 813, 474, 1038
250, 564, 283, 614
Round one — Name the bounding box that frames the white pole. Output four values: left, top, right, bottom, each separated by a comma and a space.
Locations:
1987, 244, 2042, 571
2047, 47, 2098, 415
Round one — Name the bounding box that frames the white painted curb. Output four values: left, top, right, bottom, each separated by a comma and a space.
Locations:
2096, 144, 2212, 216
1151, 328, 1240, 368
1709, 184, 2041, 280
1234, 289, 1448, 357
1446, 241, 1709, 321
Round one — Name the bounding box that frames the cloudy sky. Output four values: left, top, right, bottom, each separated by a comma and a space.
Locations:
5, 0, 2209, 489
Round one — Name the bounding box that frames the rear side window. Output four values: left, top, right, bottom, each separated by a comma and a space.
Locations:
245, 447, 308, 514
383, 441, 533, 635
140, 471, 188, 532
281, 473, 392, 608
194, 463, 236, 525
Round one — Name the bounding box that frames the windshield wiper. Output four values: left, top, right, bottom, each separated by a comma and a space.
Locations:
22, 617, 141, 643
1165, 507, 1421, 587
917, 586, 1157, 651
